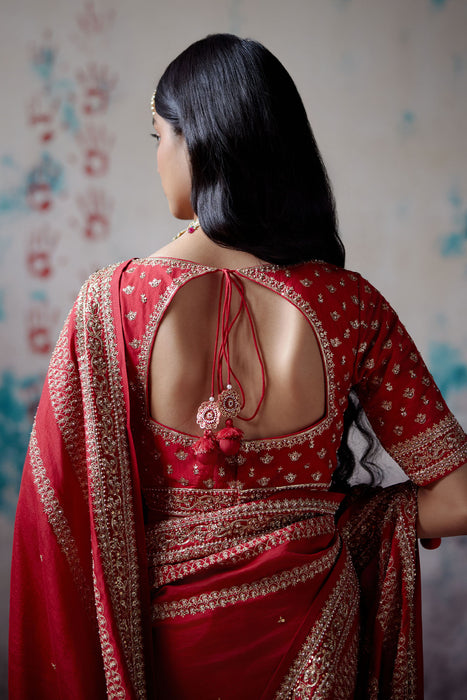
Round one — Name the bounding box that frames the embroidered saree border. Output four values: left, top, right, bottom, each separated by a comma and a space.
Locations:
150, 493, 340, 530
92, 568, 126, 700
142, 484, 337, 515
47, 309, 88, 502
151, 516, 335, 588
340, 484, 420, 699
274, 555, 360, 699
152, 538, 340, 621
29, 423, 95, 615
389, 413, 467, 484
146, 495, 338, 561
75, 265, 147, 699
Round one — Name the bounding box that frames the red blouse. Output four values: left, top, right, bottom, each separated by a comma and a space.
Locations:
120, 256, 467, 504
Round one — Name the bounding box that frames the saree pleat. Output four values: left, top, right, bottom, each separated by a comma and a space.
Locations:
145, 485, 420, 699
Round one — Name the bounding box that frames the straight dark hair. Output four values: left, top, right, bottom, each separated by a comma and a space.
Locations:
154, 33, 345, 267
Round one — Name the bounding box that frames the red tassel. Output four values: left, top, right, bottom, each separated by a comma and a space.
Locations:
216, 419, 243, 456
192, 430, 219, 464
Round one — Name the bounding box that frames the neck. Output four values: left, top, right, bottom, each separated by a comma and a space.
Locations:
152, 224, 267, 269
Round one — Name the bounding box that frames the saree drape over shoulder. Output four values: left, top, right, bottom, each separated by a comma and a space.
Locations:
10, 259, 467, 699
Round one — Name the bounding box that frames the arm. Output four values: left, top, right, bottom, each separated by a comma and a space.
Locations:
352, 275, 467, 530
417, 461, 467, 538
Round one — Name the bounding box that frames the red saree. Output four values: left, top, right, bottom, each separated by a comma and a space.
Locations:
9, 258, 467, 699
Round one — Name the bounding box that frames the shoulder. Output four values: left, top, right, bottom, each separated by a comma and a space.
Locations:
280, 260, 365, 297
72, 260, 134, 330
79, 259, 132, 297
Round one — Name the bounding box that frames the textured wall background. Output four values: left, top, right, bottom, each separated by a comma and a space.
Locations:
1, 0, 466, 697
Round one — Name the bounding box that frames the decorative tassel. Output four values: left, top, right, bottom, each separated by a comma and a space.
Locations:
218, 385, 241, 419
192, 430, 219, 464
216, 419, 243, 456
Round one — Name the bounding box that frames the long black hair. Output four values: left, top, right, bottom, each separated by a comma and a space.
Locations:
333, 391, 383, 492
154, 34, 380, 489
154, 33, 345, 267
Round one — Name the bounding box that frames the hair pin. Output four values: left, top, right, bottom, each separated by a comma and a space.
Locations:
150, 90, 157, 118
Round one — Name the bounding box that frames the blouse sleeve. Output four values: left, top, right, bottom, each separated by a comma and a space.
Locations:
352, 275, 467, 486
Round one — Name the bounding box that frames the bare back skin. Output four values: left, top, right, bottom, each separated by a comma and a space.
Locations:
148, 228, 325, 440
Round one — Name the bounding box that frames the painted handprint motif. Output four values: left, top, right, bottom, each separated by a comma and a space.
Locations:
26, 227, 60, 278
27, 302, 59, 355
26, 154, 64, 212
75, 188, 113, 240
30, 30, 57, 83
76, 1, 116, 35
77, 124, 115, 177
76, 63, 117, 115
26, 93, 61, 143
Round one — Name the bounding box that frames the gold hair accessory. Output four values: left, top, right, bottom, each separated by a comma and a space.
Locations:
173, 219, 200, 240
150, 90, 157, 118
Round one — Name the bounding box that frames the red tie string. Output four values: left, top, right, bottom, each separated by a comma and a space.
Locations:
210, 270, 266, 422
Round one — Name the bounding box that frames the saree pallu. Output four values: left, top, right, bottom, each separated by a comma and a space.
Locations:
146, 484, 422, 699
10, 262, 423, 699
10, 264, 156, 699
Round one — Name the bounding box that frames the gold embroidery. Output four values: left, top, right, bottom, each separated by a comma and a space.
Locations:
340, 483, 421, 698
142, 486, 338, 517
151, 517, 335, 588
134, 261, 340, 454
236, 267, 339, 452
92, 569, 126, 699
29, 425, 94, 613
275, 557, 359, 699
152, 539, 340, 621
388, 414, 467, 483
76, 266, 147, 697
47, 312, 88, 501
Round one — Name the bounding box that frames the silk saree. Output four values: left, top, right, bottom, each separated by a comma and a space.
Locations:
9, 258, 467, 699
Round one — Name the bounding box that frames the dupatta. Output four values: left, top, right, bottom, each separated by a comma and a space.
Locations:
9, 263, 155, 699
